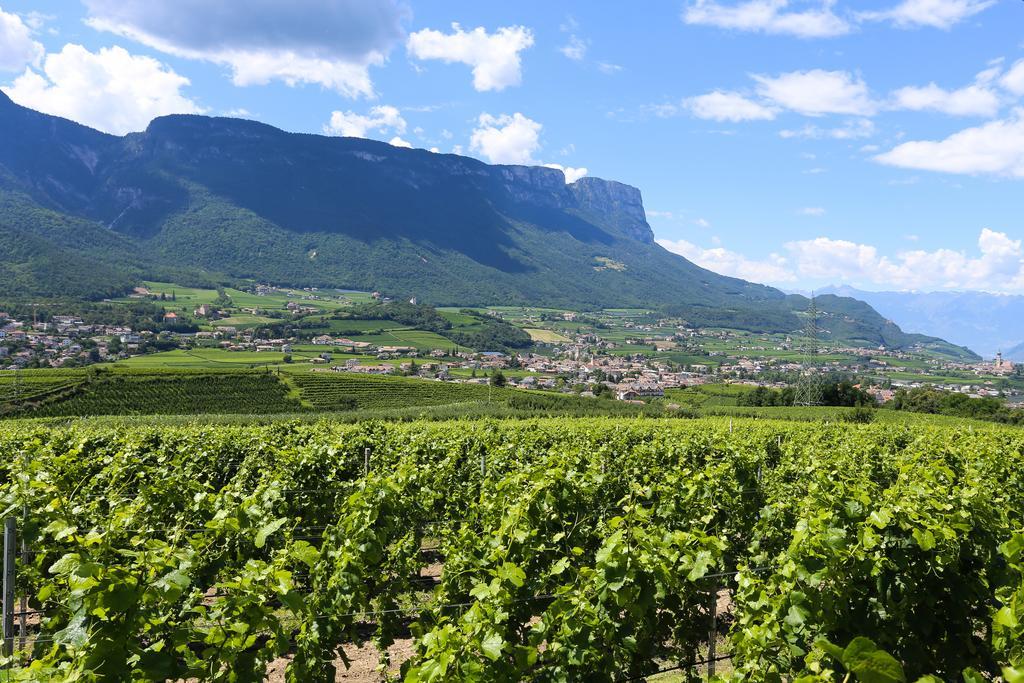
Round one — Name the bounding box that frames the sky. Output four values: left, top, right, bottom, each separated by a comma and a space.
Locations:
2, 0, 1024, 295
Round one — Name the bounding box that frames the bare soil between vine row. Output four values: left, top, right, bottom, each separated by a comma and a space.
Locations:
262, 582, 734, 682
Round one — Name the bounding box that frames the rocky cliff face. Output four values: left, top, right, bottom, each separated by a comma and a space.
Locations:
113, 114, 658, 245
469, 163, 654, 244
570, 177, 653, 244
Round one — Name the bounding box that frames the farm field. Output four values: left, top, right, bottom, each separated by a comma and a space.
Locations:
665, 383, 757, 407
343, 328, 464, 352
524, 327, 570, 343
139, 281, 360, 311
1, 418, 1019, 680
110, 349, 317, 368
289, 371, 505, 410
436, 309, 480, 326
11, 370, 303, 417
211, 314, 279, 328
300, 318, 410, 333
0, 370, 88, 415
879, 370, 1008, 385
109, 349, 399, 370
2, 368, 659, 420
3, 365, 1014, 427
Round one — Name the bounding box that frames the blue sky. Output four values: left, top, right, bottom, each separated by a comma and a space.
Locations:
2, 0, 1024, 294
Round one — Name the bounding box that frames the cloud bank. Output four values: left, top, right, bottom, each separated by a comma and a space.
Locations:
659, 229, 1024, 293
83, 0, 407, 97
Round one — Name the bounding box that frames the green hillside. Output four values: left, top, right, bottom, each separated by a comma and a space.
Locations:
0, 91, 971, 353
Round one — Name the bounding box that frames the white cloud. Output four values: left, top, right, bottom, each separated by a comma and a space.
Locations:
680, 65, 1003, 128
224, 53, 379, 95
323, 105, 406, 138
784, 236, 886, 281
874, 109, 1024, 177
682, 0, 851, 38
643, 102, 683, 118
0, 6, 43, 72
659, 229, 1024, 292
799, 206, 826, 215
1001, 60, 1024, 96
753, 69, 875, 116
407, 23, 534, 92
657, 238, 796, 284
2, 44, 202, 135
890, 82, 1000, 117
83, 0, 406, 98
646, 210, 675, 220
684, 90, 777, 121
694, 218, 711, 228
560, 35, 587, 61
598, 62, 623, 75
21, 11, 51, 31
543, 163, 588, 183
780, 118, 875, 139
858, 0, 995, 30
388, 136, 413, 148
785, 229, 1024, 292
469, 112, 542, 164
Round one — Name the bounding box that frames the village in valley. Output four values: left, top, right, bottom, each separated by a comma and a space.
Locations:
2, 280, 1021, 407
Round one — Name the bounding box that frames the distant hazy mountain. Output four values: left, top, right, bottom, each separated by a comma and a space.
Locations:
0, 90, 973, 355
820, 285, 1024, 359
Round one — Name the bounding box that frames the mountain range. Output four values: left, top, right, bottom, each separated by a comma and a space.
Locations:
0, 90, 974, 357
819, 286, 1024, 360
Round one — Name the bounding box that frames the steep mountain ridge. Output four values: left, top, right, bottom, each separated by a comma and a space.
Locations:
0, 91, 973, 354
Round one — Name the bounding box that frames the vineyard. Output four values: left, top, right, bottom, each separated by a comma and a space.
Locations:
14, 371, 303, 417
2, 369, 667, 420
290, 372, 508, 410
0, 372, 88, 416
289, 373, 667, 418
0, 418, 1021, 681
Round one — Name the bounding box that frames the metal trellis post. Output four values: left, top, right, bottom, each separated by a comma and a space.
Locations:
707, 582, 718, 679
19, 450, 27, 651
2, 518, 15, 659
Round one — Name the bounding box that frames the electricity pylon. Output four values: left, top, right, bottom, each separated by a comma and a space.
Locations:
793, 294, 824, 406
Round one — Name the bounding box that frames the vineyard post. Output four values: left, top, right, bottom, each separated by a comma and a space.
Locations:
480, 452, 486, 478
2, 517, 14, 659
19, 449, 27, 651
707, 581, 718, 678
364, 448, 370, 476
